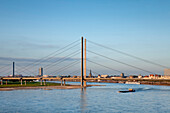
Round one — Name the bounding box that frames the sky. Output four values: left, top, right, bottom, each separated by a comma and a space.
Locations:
0, 0, 170, 76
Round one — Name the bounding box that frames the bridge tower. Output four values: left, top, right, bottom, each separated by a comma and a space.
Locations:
81, 37, 87, 87
13, 62, 15, 77
84, 38, 87, 87
81, 37, 84, 87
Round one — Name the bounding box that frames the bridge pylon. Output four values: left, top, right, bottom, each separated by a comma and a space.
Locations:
81, 37, 87, 87
84, 38, 87, 87
81, 37, 84, 87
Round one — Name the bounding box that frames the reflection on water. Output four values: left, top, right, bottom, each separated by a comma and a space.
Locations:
80, 88, 87, 113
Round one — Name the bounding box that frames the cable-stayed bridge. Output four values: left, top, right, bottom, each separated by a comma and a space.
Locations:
0, 37, 170, 87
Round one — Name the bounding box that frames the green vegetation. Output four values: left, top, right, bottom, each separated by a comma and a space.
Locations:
0, 81, 68, 88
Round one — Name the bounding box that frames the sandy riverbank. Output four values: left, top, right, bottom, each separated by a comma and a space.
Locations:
0, 86, 81, 91
0, 84, 105, 91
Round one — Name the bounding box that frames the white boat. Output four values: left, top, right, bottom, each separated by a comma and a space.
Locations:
125, 81, 140, 84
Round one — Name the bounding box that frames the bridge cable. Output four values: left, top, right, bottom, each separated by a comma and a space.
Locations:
0, 66, 12, 75
88, 59, 125, 74
88, 50, 154, 74
0, 64, 11, 70
69, 69, 80, 75
19, 41, 79, 74
45, 50, 80, 74
56, 60, 80, 75
88, 40, 169, 69
18, 40, 80, 75
49, 60, 80, 75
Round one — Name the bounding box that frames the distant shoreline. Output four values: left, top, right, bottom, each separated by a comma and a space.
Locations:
1, 80, 170, 91
64, 79, 170, 86
92, 81, 170, 86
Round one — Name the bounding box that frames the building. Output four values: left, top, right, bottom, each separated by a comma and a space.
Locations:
164, 69, 170, 79
138, 74, 143, 79
149, 74, 161, 79
97, 74, 101, 82
43, 75, 49, 78
128, 75, 138, 79
101, 75, 109, 78
164, 69, 170, 76
111, 76, 122, 79
88, 70, 93, 78
120, 73, 124, 78
143, 75, 149, 79
39, 67, 43, 76
149, 74, 154, 79
15, 74, 23, 77
97, 74, 101, 78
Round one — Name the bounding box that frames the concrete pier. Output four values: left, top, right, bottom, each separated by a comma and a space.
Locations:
44, 80, 46, 85
21, 79, 22, 85
64, 80, 66, 86
41, 79, 43, 85
61, 80, 63, 86
1, 80, 3, 85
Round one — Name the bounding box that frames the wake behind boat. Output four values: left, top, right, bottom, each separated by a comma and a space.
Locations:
125, 81, 140, 84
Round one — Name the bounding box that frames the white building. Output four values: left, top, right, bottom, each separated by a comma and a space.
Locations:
164, 69, 170, 75
138, 74, 143, 79
101, 75, 109, 78
43, 75, 49, 78
164, 69, 170, 78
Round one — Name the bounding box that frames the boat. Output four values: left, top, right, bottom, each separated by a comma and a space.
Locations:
118, 88, 135, 93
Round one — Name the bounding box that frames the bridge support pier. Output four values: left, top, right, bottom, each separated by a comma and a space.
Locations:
1, 79, 3, 85
64, 80, 65, 86
84, 80, 86, 87
21, 79, 22, 85
61, 80, 63, 86
40, 79, 43, 85
6, 80, 7, 85
44, 80, 46, 85
25, 80, 26, 85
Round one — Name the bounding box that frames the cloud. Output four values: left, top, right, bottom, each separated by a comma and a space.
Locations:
17, 42, 59, 49
0, 57, 37, 62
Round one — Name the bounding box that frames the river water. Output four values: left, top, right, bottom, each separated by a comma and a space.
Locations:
0, 82, 170, 113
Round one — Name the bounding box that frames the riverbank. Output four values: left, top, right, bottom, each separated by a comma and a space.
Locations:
0, 81, 63, 88
1, 80, 169, 91
0, 84, 105, 91
0, 81, 74, 91
89, 80, 170, 86
65, 79, 170, 86
0, 85, 81, 91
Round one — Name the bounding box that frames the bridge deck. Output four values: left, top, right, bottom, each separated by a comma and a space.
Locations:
0, 77, 170, 82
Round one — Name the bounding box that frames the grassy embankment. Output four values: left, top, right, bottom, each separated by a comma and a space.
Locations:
0, 81, 68, 88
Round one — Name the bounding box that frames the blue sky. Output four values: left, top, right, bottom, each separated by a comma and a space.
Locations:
0, 0, 170, 76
